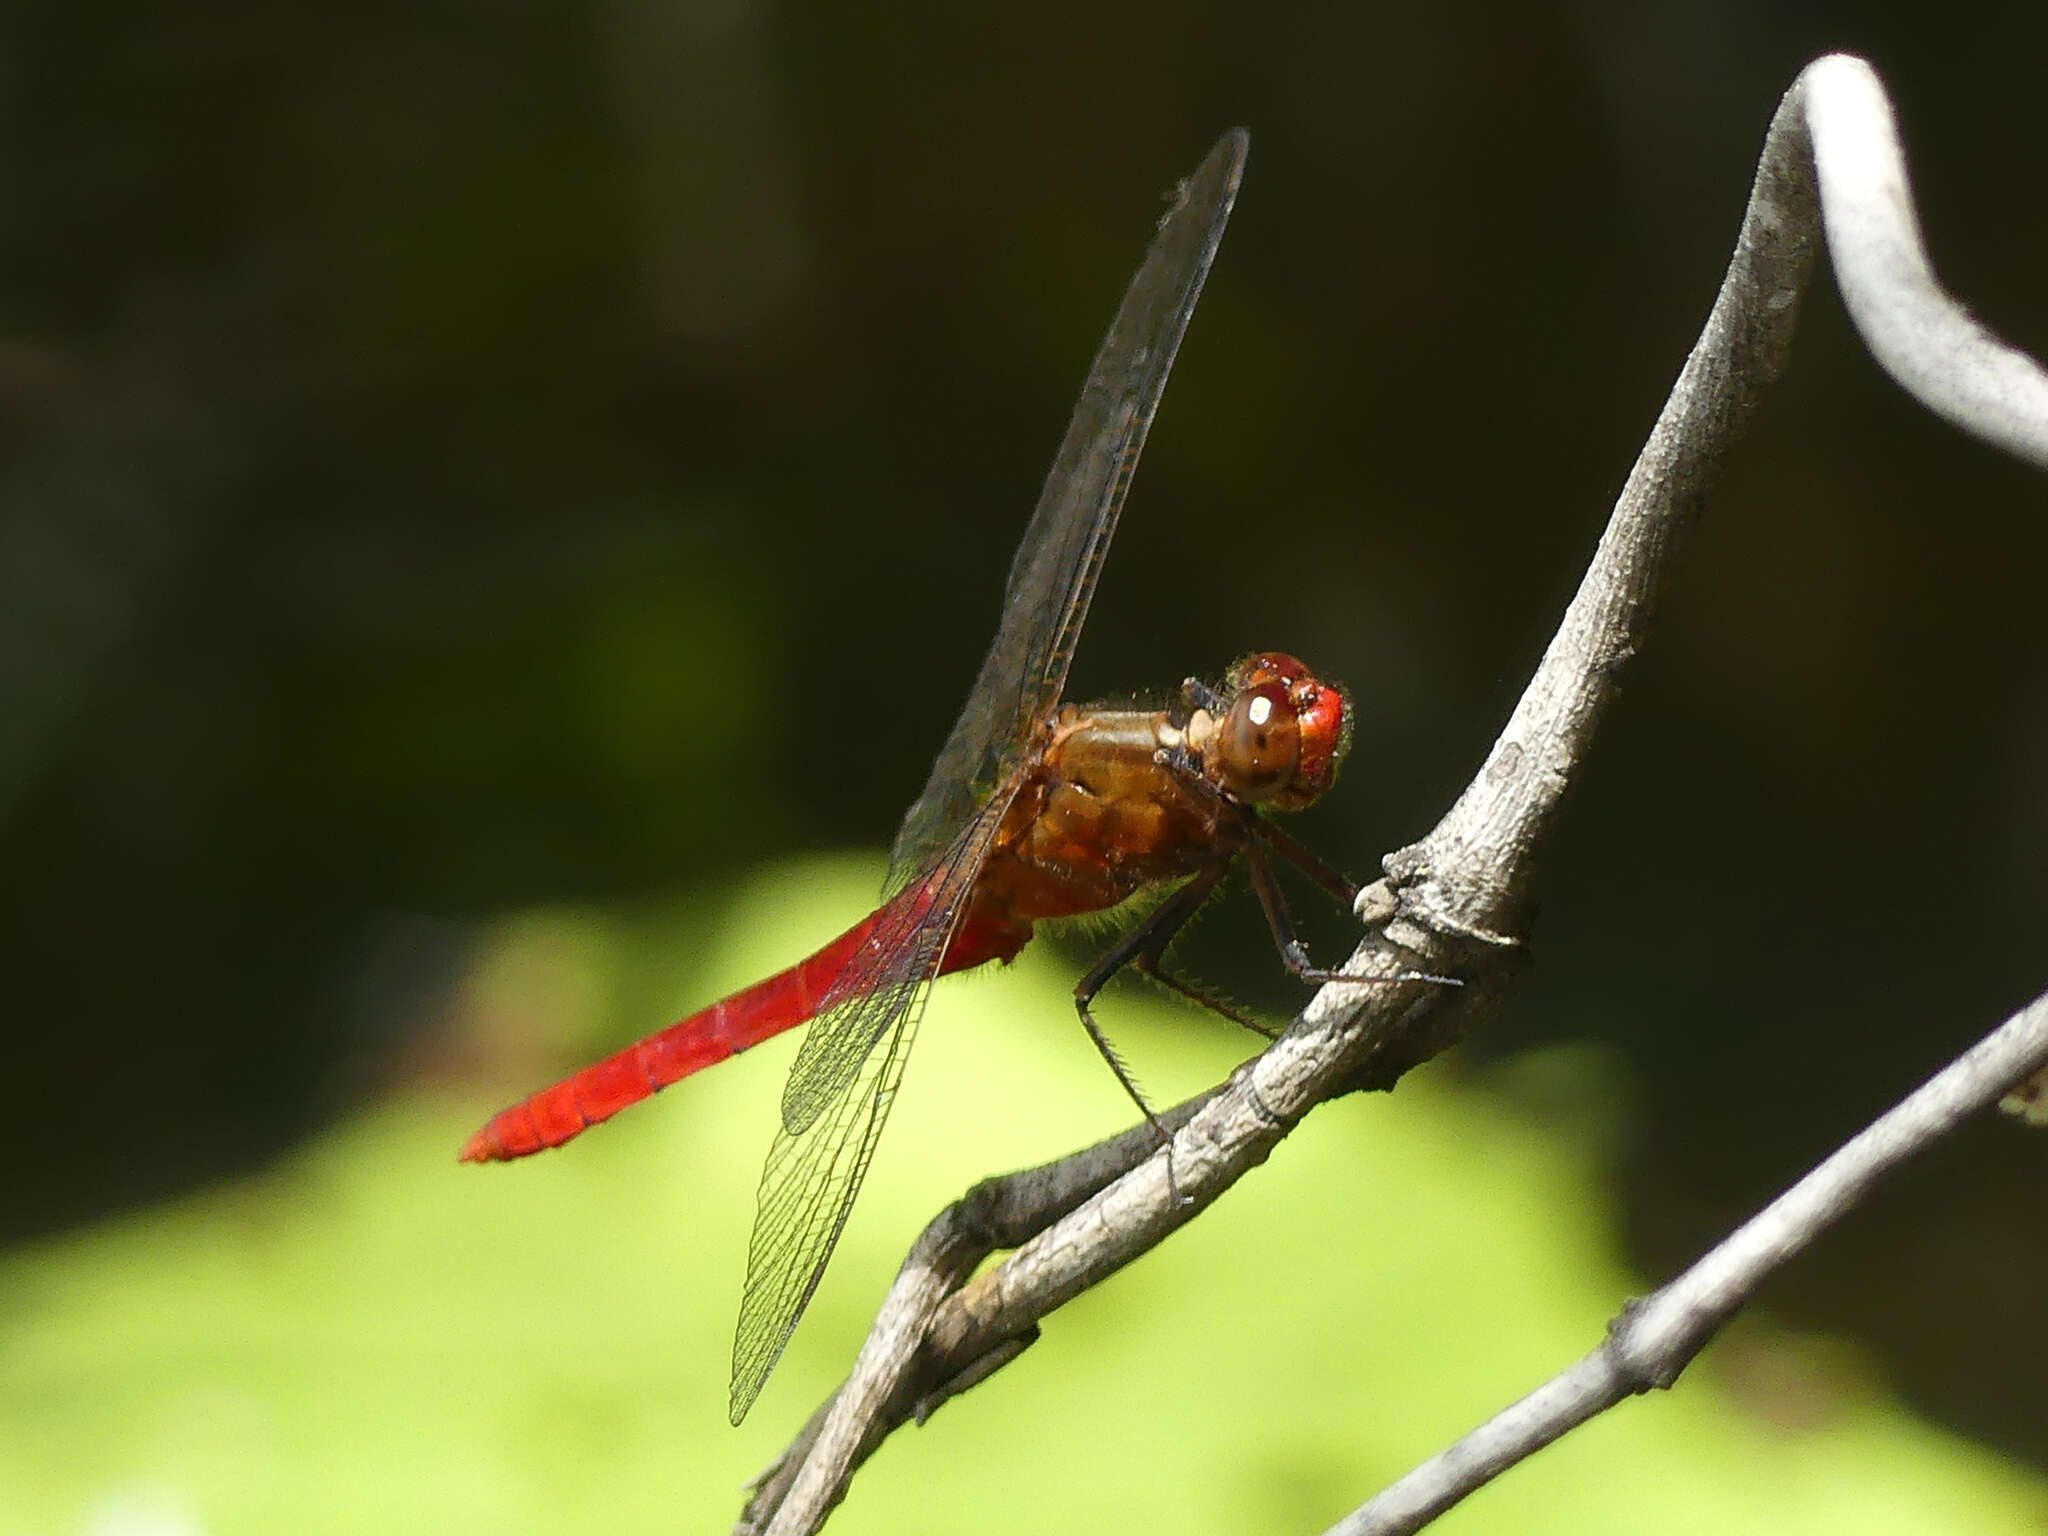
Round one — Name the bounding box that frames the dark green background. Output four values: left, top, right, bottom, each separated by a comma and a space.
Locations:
4, 0, 2045, 1476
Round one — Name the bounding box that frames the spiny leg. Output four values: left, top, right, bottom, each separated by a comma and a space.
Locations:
1133, 956, 1279, 1041
1249, 814, 1359, 908
1249, 816, 1466, 984
1243, 838, 1460, 989
1073, 866, 1229, 1202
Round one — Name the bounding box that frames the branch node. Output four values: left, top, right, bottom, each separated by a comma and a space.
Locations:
912, 1327, 1040, 1425
1237, 1060, 1298, 1131
1602, 1296, 1693, 1395
1370, 853, 1525, 953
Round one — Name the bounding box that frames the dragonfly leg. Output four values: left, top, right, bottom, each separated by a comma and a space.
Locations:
1134, 956, 1279, 1040
1108, 846, 1280, 1039
1244, 838, 1461, 988
1249, 814, 1360, 908
1073, 868, 1230, 1199
1181, 675, 1228, 715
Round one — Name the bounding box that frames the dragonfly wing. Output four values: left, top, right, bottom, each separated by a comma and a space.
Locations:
885, 130, 1249, 896
729, 804, 1007, 1423
780, 797, 1004, 1137
733, 130, 1248, 1423
729, 994, 922, 1425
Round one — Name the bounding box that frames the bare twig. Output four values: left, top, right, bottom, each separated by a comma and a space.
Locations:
1327, 987, 2048, 1536
737, 1094, 1215, 1529
742, 52, 2048, 1535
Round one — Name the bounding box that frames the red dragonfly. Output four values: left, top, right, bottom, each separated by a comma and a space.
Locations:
465, 130, 1424, 1423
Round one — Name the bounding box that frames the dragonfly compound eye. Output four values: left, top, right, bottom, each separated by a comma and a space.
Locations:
1216, 681, 1302, 802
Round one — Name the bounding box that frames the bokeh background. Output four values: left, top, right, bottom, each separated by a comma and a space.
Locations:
4, 3, 2046, 1532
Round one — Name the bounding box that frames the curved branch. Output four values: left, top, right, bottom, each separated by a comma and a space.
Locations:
1385, 52, 1821, 943
1326, 987, 2048, 1536
1805, 56, 2048, 470
741, 51, 2048, 1535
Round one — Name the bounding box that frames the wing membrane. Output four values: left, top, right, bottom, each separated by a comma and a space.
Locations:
730, 1008, 919, 1424
885, 130, 1248, 894
731, 131, 1249, 1423
780, 793, 1002, 1137
729, 801, 1009, 1423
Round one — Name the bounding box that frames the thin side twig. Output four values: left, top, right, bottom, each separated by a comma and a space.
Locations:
1328, 988, 2048, 1536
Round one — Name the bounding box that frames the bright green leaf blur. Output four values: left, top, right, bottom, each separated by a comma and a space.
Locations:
4, 857, 2043, 1535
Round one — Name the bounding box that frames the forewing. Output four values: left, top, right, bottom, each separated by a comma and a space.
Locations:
885, 130, 1248, 896
731, 129, 1249, 1426
728, 803, 1007, 1424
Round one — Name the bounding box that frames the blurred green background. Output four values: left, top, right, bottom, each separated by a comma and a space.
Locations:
3, 2, 2047, 1531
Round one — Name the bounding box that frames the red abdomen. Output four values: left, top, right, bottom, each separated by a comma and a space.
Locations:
460, 907, 888, 1162
458, 878, 1032, 1163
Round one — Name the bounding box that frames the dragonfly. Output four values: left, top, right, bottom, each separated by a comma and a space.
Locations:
464, 129, 1435, 1424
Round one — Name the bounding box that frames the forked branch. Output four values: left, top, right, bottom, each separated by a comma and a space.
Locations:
741, 52, 2048, 1536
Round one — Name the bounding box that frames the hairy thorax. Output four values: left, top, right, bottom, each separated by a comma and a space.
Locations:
961, 706, 1239, 950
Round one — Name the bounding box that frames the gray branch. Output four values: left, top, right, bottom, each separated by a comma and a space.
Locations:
739, 51, 2048, 1536
1330, 987, 2048, 1536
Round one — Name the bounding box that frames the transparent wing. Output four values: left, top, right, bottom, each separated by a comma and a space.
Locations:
884, 129, 1249, 896
780, 803, 994, 1138
730, 131, 1249, 1424
728, 800, 1010, 1424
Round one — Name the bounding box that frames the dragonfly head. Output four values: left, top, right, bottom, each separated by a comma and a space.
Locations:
1208, 652, 1353, 812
